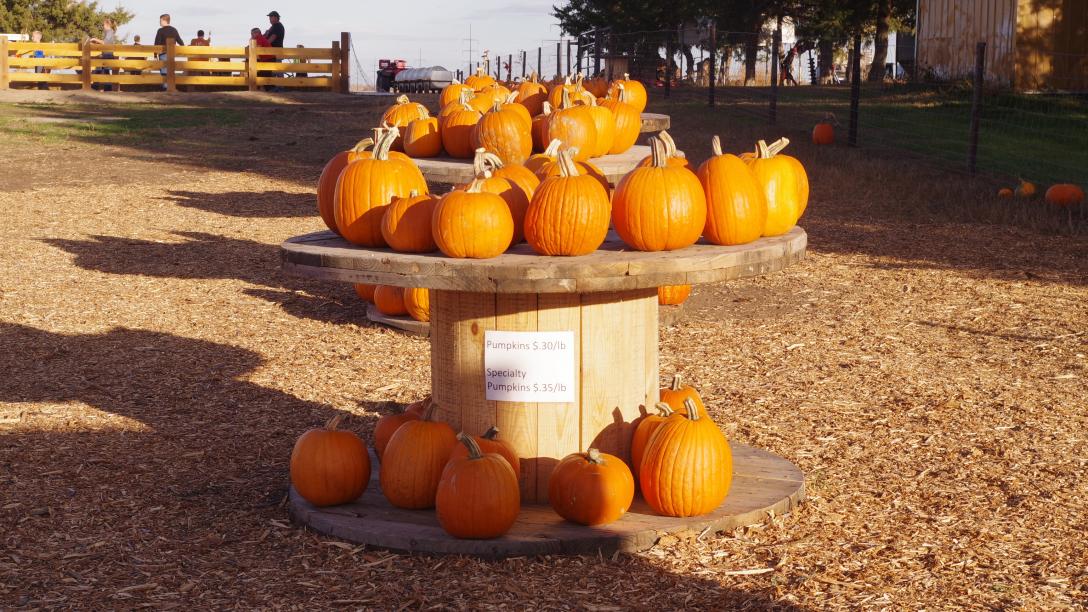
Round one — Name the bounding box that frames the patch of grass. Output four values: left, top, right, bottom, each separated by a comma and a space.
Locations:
0, 104, 245, 144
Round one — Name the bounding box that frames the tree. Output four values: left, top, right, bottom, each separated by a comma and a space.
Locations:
0, 0, 132, 42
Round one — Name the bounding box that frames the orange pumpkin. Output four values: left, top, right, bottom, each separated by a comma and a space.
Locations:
746, 138, 809, 237
492, 161, 541, 204
373, 408, 420, 462
502, 92, 533, 127
548, 448, 634, 526
464, 66, 496, 90
997, 188, 1014, 198
612, 137, 707, 252
533, 147, 610, 195
373, 284, 408, 316
584, 99, 615, 158
516, 72, 548, 116
640, 398, 732, 517
381, 191, 439, 253
659, 373, 707, 417
405, 396, 431, 417
432, 179, 515, 258
333, 128, 429, 247
464, 149, 532, 243
1015, 178, 1037, 199
547, 74, 594, 109
657, 284, 691, 305
439, 80, 472, 109
471, 99, 533, 166
381, 95, 430, 150
439, 102, 483, 159
402, 287, 430, 322
436, 433, 520, 539
447, 426, 520, 476
317, 150, 350, 235
607, 73, 647, 113
637, 131, 691, 169
354, 283, 376, 303
380, 402, 457, 509
600, 85, 641, 155
629, 402, 674, 482
439, 88, 474, 118
530, 104, 552, 153
525, 138, 561, 174
546, 90, 597, 162
1045, 183, 1084, 207
403, 116, 442, 158
812, 115, 835, 145
290, 414, 369, 507
698, 135, 767, 246
524, 148, 611, 256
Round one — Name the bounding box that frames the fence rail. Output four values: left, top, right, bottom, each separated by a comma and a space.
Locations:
0, 35, 351, 92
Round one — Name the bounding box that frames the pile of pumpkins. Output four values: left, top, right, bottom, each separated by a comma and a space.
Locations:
997, 178, 1084, 208
290, 375, 731, 539
354, 283, 430, 322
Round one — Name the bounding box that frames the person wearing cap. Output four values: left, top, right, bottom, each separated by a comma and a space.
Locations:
264, 11, 285, 48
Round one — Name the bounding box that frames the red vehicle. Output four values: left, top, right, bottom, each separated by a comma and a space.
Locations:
376, 59, 407, 92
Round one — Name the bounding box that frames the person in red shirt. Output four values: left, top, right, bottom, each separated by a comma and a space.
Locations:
250, 28, 272, 61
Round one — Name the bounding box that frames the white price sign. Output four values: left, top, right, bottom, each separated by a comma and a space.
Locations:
484, 331, 575, 403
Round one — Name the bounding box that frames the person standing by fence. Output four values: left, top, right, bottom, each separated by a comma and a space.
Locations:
88, 18, 118, 91
190, 30, 210, 47
154, 14, 184, 90
264, 11, 285, 48
28, 31, 48, 90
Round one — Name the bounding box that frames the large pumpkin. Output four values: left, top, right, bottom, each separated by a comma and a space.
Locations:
547, 74, 594, 109
546, 90, 597, 162
436, 433, 520, 539
439, 102, 483, 159
746, 138, 809, 237
1045, 183, 1084, 207
317, 150, 350, 235
698, 135, 767, 246
492, 161, 541, 204
334, 128, 429, 247
659, 373, 707, 417
381, 95, 430, 150
516, 72, 548, 116
439, 80, 472, 109
432, 179, 515, 258
548, 448, 634, 526
524, 148, 611, 256
600, 85, 641, 155
379, 402, 457, 509
607, 73, 647, 113
402, 287, 431, 322
657, 284, 691, 305
584, 99, 615, 158
533, 147, 610, 195
502, 92, 533, 127
629, 403, 674, 482
637, 131, 691, 169
612, 136, 707, 251
373, 284, 408, 316
373, 407, 420, 462
403, 116, 442, 158
464, 66, 496, 91
290, 414, 370, 507
640, 398, 733, 517
465, 149, 532, 243
381, 191, 439, 253
471, 100, 533, 165
447, 426, 520, 476
439, 88, 474, 118
530, 104, 552, 152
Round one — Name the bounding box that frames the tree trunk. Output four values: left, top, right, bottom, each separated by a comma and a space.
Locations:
744, 37, 758, 85
869, 0, 892, 82
680, 44, 695, 81
818, 39, 834, 83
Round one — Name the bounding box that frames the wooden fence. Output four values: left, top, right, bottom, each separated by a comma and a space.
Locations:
0, 33, 351, 92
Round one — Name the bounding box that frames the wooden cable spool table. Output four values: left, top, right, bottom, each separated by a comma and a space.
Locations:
281, 227, 808, 556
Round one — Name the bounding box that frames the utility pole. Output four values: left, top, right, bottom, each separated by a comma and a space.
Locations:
462, 24, 478, 76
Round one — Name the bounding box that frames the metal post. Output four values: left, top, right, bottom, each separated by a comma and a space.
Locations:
664, 33, 671, 98
606, 33, 614, 81
576, 36, 583, 75
968, 41, 986, 173
521, 50, 527, 78
339, 32, 351, 93
708, 23, 717, 107
555, 41, 561, 78
770, 21, 780, 122
507, 53, 512, 82
537, 47, 542, 77
566, 39, 572, 76
848, 34, 861, 146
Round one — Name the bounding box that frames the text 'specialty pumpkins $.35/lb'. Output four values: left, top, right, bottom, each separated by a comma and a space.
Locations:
379, 402, 457, 509
436, 433, 520, 539
746, 137, 809, 238
290, 415, 370, 507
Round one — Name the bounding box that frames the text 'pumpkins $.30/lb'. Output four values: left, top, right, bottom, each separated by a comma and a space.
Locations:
637, 131, 691, 170
353, 283, 376, 303
659, 373, 708, 417
471, 99, 534, 167
548, 448, 634, 526
373, 401, 422, 462
698, 135, 768, 246
402, 286, 431, 322
373, 284, 408, 316
524, 147, 612, 256
600, 84, 641, 155
290, 414, 370, 507
612, 136, 707, 252
464, 149, 532, 244
436, 433, 521, 539
379, 402, 457, 509
333, 127, 429, 247
439, 101, 483, 160
640, 398, 733, 517
630, 402, 674, 482
381, 95, 431, 150
607, 73, 648, 114
746, 138, 809, 238
447, 426, 520, 477
546, 89, 598, 163
432, 179, 515, 259
657, 284, 691, 305
381, 191, 439, 253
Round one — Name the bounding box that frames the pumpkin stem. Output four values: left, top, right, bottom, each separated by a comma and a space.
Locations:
711, 135, 723, 157
457, 88, 473, 106
649, 137, 668, 169
395, 94, 409, 105
491, 99, 503, 113
542, 101, 552, 116
655, 402, 674, 417
757, 138, 790, 159
465, 178, 486, 194
556, 148, 580, 178
472, 148, 495, 179
543, 138, 563, 157
670, 373, 683, 391
561, 87, 573, 109
506, 91, 519, 104
372, 126, 398, 161
586, 448, 605, 464
615, 83, 628, 104
325, 414, 345, 430
457, 432, 485, 460
683, 398, 700, 421
422, 400, 438, 421
623, 72, 630, 81
530, 71, 538, 83
658, 131, 683, 159
350, 137, 374, 154
407, 189, 420, 198
483, 426, 499, 440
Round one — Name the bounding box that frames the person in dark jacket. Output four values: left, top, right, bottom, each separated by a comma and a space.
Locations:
264, 11, 285, 48
154, 14, 183, 89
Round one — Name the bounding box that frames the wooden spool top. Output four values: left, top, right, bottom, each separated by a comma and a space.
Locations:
282, 227, 806, 294
413, 145, 650, 186
639, 112, 670, 132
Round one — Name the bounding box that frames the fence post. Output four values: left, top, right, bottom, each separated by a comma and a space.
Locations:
565, 39, 571, 76
769, 21, 780, 122
708, 23, 716, 107
663, 33, 671, 98
507, 53, 512, 82
555, 42, 561, 79
537, 47, 542, 77
968, 42, 986, 173
521, 50, 527, 78
81, 44, 92, 90
340, 32, 351, 93
246, 39, 258, 91
0, 38, 9, 90
576, 36, 583, 75
164, 39, 177, 92
331, 41, 341, 93
606, 33, 614, 81
848, 34, 861, 146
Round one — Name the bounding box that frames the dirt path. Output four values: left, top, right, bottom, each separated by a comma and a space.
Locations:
1, 92, 1086, 609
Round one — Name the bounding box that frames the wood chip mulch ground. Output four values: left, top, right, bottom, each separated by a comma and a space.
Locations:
1, 92, 1086, 609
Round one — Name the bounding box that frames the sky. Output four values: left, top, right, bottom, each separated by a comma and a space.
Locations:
104, 0, 567, 85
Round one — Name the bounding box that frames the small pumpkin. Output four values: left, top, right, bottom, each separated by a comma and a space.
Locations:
290, 414, 369, 507
525, 138, 562, 175
547, 74, 594, 109
583, 98, 615, 158
503, 92, 533, 127
381, 190, 439, 253
1044, 183, 1084, 207
524, 148, 611, 256
548, 448, 634, 526
812, 113, 836, 145
381, 95, 431, 150
404, 396, 431, 417
436, 433, 520, 539
659, 373, 707, 417
464, 149, 532, 243
373, 405, 421, 461
657, 284, 691, 305
612, 136, 707, 252
546, 90, 597, 162
373, 284, 408, 316
354, 283, 376, 303
629, 402, 674, 482
600, 84, 641, 155
464, 66, 497, 91
439, 79, 473, 109
380, 402, 458, 509
698, 135, 767, 246
997, 187, 1014, 198
1015, 178, 1037, 199
432, 178, 515, 258
402, 287, 431, 322
492, 161, 541, 204
471, 99, 533, 166
746, 138, 809, 237
439, 101, 483, 159
607, 73, 647, 113
403, 116, 442, 158
640, 398, 732, 517
637, 131, 691, 169
516, 71, 548, 116
447, 426, 520, 476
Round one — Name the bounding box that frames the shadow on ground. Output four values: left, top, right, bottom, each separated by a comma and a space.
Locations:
164, 190, 316, 218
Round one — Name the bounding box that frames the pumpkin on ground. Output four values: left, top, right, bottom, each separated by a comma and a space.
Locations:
381, 191, 439, 253
546, 90, 597, 162
640, 398, 732, 517
658, 284, 691, 305
447, 426, 520, 476
402, 287, 431, 322
1045, 183, 1084, 207
524, 148, 611, 256
516, 72, 548, 116
373, 284, 408, 316
659, 373, 707, 417
812, 114, 836, 145
381, 95, 430, 150
380, 402, 457, 509
432, 178, 515, 258
464, 149, 532, 243
354, 283, 376, 303
334, 128, 429, 247
548, 448, 634, 526
403, 116, 442, 158
471, 100, 533, 165
436, 433, 520, 539
612, 136, 707, 252
698, 135, 768, 246
607, 73, 647, 113
1015, 178, 1038, 198
637, 131, 691, 169
997, 188, 1014, 198
439, 102, 483, 159
600, 84, 641, 155
746, 138, 809, 237
629, 403, 674, 482
373, 406, 421, 461
290, 414, 369, 507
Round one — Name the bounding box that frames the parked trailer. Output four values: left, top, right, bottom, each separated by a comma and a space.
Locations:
393, 66, 454, 93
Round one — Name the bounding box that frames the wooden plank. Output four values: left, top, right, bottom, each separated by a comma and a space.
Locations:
639, 112, 671, 133
430, 291, 496, 433
254, 46, 335, 59
244, 61, 331, 72
8, 57, 82, 69
173, 75, 247, 86
245, 41, 257, 91
535, 293, 581, 500
339, 32, 351, 93
365, 303, 429, 336
89, 74, 169, 85
164, 39, 176, 92
178, 46, 246, 56
173, 60, 245, 71
330, 40, 341, 94
89, 59, 164, 70
412, 145, 652, 186
8, 72, 81, 84
494, 293, 539, 502
255, 76, 333, 87
0, 38, 8, 90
